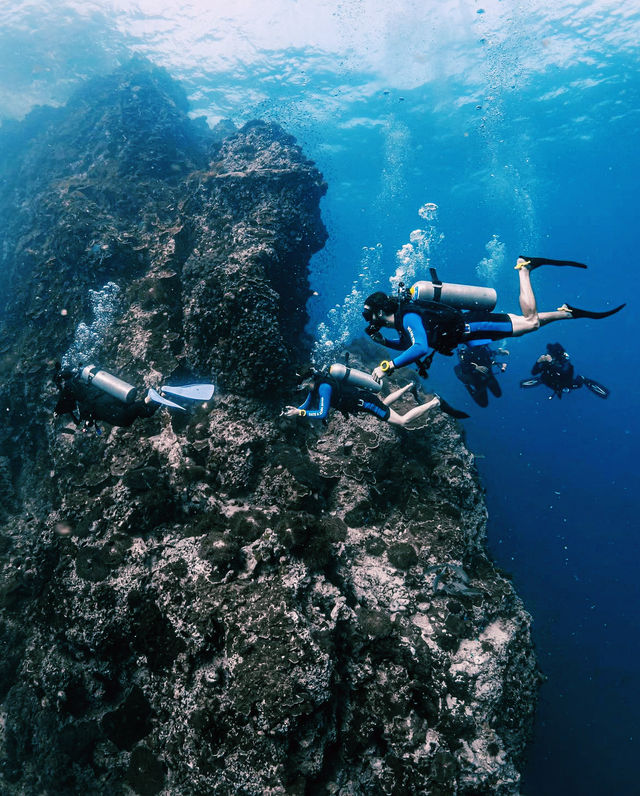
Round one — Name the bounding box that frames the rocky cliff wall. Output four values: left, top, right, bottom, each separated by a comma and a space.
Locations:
0, 59, 539, 795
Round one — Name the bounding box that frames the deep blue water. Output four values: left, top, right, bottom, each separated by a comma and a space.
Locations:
1, 2, 639, 793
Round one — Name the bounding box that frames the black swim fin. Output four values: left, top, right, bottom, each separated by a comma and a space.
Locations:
439, 397, 470, 419
583, 378, 610, 398
519, 255, 588, 270
464, 384, 489, 407
520, 377, 543, 388
562, 303, 626, 319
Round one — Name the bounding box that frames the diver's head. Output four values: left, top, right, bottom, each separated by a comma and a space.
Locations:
546, 342, 566, 359
295, 365, 319, 392
363, 292, 398, 328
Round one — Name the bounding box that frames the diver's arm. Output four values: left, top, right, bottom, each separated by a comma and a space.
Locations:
298, 382, 332, 419
376, 332, 406, 351
286, 383, 332, 419
531, 356, 549, 375
389, 313, 433, 368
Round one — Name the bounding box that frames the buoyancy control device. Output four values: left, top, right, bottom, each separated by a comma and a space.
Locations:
329, 363, 382, 393
80, 365, 137, 403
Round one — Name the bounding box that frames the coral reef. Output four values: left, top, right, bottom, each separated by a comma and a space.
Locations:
0, 59, 539, 794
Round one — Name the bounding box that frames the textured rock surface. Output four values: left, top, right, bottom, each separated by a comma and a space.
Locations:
0, 59, 539, 794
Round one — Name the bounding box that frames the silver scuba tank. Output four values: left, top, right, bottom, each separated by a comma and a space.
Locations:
410, 280, 497, 311
79, 365, 137, 403
329, 364, 382, 393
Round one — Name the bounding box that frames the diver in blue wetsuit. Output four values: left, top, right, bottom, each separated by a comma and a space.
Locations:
283, 369, 440, 426
363, 256, 625, 382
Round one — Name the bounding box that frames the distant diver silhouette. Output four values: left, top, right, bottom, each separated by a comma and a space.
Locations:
454, 344, 509, 407
519, 342, 610, 399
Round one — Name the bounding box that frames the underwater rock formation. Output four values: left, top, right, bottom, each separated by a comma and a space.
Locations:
0, 59, 539, 795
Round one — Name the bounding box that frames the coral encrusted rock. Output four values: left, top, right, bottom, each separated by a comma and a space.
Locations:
0, 59, 539, 795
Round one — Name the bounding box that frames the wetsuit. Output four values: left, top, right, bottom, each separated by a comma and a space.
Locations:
531, 353, 582, 397
296, 376, 390, 421
378, 306, 513, 370
454, 344, 504, 407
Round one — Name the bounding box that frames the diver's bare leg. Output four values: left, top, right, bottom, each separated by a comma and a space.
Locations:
507, 259, 540, 336
538, 307, 573, 326
382, 383, 413, 406
507, 258, 571, 336
387, 396, 440, 426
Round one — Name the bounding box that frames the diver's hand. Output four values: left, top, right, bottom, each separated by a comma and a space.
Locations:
366, 327, 385, 345
537, 354, 552, 363
372, 360, 394, 382
472, 364, 489, 375
283, 406, 301, 417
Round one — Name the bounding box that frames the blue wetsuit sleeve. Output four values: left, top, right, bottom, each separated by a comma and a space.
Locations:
377, 331, 406, 351
297, 393, 313, 410
390, 313, 433, 368
298, 382, 332, 419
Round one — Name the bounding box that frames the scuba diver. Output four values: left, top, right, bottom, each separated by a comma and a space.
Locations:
454, 344, 509, 407
283, 363, 446, 426
53, 363, 215, 432
362, 256, 625, 382
520, 342, 610, 399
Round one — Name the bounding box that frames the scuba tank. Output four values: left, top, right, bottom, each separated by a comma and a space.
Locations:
408, 266, 496, 311
79, 365, 137, 403
329, 364, 382, 393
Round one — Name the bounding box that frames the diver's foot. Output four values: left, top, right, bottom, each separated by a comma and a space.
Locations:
518, 256, 588, 270
559, 302, 626, 319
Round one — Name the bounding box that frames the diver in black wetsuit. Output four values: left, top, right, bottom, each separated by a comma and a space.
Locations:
520, 342, 609, 399
53, 364, 157, 431
53, 363, 215, 432
454, 344, 509, 407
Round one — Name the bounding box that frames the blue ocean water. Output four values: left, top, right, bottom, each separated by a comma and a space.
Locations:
1, 1, 638, 792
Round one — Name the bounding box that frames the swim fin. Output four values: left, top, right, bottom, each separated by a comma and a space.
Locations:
147, 388, 186, 410
583, 378, 610, 398
518, 256, 588, 270
560, 303, 626, 319
520, 377, 543, 388
160, 383, 215, 401
465, 384, 489, 407
439, 397, 470, 419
